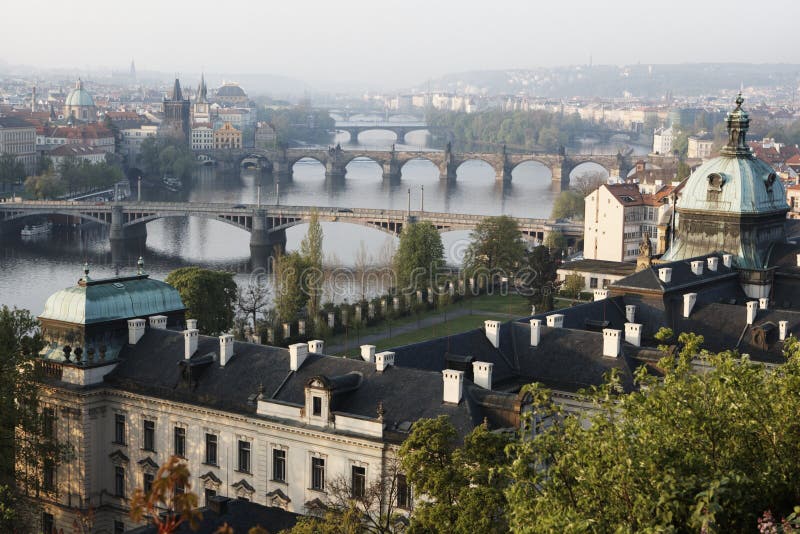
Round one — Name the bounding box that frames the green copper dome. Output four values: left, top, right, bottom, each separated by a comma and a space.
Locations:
65, 78, 95, 108
40, 274, 184, 325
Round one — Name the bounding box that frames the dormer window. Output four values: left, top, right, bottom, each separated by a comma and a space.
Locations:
312, 396, 322, 417
766, 172, 777, 193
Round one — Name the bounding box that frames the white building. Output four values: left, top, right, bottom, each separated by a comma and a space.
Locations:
688, 134, 714, 159
652, 126, 673, 155
48, 144, 107, 167
31, 268, 524, 533
191, 124, 214, 151
0, 116, 36, 174
583, 183, 676, 262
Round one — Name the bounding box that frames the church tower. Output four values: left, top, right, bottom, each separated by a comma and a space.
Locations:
192, 73, 210, 125
161, 78, 191, 143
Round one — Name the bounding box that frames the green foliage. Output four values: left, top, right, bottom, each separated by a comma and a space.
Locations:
400, 416, 513, 534
518, 246, 557, 312
427, 109, 593, 152
671, 129, 689, 157
463, 215, 526, 280
677, 160, 692, 180
56, 157, 124, 196
393, 222, 444, 294
550, 190, 585, 220
0, 307, 72, 532
543, 230, 567, 251
138, 137, 195, 179
300, 211, 324, 327
274, 251, 311, 323
504, 337, 800, 532
257, 104, 335, 145
24, 172, 65, 199
165, 268, 237, 335
0, 153, 26, 190
561, 273, 584, 298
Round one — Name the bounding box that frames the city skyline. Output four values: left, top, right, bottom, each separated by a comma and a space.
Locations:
2, 0, 799, 90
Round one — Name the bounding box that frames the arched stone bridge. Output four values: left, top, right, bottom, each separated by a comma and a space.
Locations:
0, 200, 583, 261
333, 122, 435, 144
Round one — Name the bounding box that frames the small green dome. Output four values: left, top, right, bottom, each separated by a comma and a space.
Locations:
40, 275, 184, 325
65, 78, 95, 108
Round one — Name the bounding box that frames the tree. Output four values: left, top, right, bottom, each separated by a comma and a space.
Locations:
399, 416, 513, 534
0, 307, 72, 533
570, 171, 607, 197
273, 251, 311, 324
516, 246, 557, 312
550, 190, 584, 220
543, 230, 567, 252
300, 210, 324, 328
504, 333, 800, 532
677, 159, 692, 180
165, 268, 237, 335
130, 455, 201, 534
237, 274, 270, 331
393, 222, 444, 294
0, 153, 26, 193
561, 273, 584, 299
24, 172, 65, 200
463, 216, 526, 283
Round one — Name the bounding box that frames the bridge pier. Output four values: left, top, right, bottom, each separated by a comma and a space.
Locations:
249, 210, 287, 271
382, 160, 402, 181
272, 161, 293, 180
551, 163, 570, 192
110, 204, 147, 245
325, 161, 347, 181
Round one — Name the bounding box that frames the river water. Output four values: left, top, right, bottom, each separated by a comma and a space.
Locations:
0, 120, 647, 313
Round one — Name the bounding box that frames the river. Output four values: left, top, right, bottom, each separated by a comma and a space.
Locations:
0, 121, 648, 312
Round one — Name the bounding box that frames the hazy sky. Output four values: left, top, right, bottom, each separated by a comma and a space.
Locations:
2, 0, 798, 89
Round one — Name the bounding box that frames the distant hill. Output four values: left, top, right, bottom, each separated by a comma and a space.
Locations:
414, 63, 800, 98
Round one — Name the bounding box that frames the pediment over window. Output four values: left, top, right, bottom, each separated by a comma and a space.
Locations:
232, 478, 255, 498
109, 449, 129, 465
199, 471, 222, 488
266, 488, 291, 510
137, 456, 159, 473
304, 497, 328, 516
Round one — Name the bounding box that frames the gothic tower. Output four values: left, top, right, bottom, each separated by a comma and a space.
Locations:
161, 78, 191, 143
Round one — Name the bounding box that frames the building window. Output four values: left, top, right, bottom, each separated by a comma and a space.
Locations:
113, 521, 125, 534
143, 473, 154, 495
589, 277, 598, 289
115, 414, 126, 444
174, 427, 186, 457
114, 466, 125, 497
42, 512, 54, 534
311, 457, 325, 491
42, 407, 56, 440
204, 488, 216, 506
238, 440, 251, 473
273, 448, 286, 482
312, 396, 322, 417
351, 466, 366, 498
396, 474, 412, 509
205, 433, 217, 465
143, 420, 155, 451
43, 460, 55, 492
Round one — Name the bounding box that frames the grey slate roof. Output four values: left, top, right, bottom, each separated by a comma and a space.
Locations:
612, 254, 738, 293
106, 329, 514, 440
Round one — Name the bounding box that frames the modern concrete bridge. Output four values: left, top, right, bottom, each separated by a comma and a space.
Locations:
0, 200, 583, 267
214, 144, 633, 192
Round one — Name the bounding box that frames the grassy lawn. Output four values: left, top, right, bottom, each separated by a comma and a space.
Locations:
337, 312, 508, 357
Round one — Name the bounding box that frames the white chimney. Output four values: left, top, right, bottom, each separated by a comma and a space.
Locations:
759, 297, 768, 310
625, 305, 636, 323
707, 257, 719, 272
779, 320, 789, 341
746, 301, 758, 325
624, 323, 642, 347
683, 293, 698, 318
796, 253, 800, 267
375, 351, 395, 372
658, 267, 672, 283
602, 329, 622, 358
360, 344, 376, 362
186, 318, 198, 330
308, 340, 325, 354
723, 254, 733, 268
148, 315, 167, 330
472, 361, 493, 390
593, 289, 609, 301
442, 369, 464, 404
219, 334, 234, 367
128, 318, 146, 345
289, 343, 308, 371
690, 261, 704, 276
530, 318, 541, 347
484, 320, 501, 348
184, 328, 199, 359
546, 314, 564, 328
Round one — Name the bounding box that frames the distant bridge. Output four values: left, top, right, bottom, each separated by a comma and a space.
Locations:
0, 200, 583, 265
197, 144, 634, 192
332, 122, 437, 144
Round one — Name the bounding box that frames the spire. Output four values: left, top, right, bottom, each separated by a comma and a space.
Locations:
76, 78, 83, 90
197, 72, 207, 102
720, 93, 751, 158
172, 78, 183, 101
